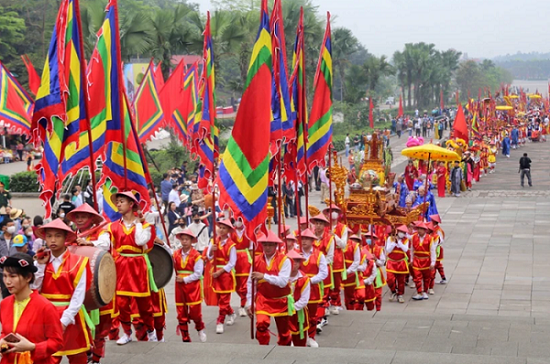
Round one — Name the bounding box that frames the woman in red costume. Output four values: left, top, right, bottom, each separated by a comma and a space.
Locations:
436, 162, 447, 197
404, 160, 418, 191
0, 253, 64, 364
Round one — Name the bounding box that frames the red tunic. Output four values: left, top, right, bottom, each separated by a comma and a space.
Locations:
231, 229, 252, 277
314, 232, 333, 289
300, 249, 323, 304
386, 237, 410, 274
411, 234, 433, 270
41, 250, 92, 356
370, 245, 387, 288
254, 252, 291, 317
108, 221, 154, 297
341, 241, 359, 288
358, 248, 376, 302
289, 273, 310, 336
0, 290, 64, 364
174, 248, 203, 306
331, 223, 346, 273
211, 237, 236, 294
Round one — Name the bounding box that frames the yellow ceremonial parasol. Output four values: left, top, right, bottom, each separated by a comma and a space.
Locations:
495, 105, 513, 110
401, 143, 460, 218
528, 94, 542, 99
401, 143, 461, 162
509, 95, 519, 99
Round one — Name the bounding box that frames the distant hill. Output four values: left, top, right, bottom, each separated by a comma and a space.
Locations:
493, 52, 550, 62
493, 52, 550, 80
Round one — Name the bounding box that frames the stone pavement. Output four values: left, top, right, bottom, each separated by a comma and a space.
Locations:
80, 139, 550, 364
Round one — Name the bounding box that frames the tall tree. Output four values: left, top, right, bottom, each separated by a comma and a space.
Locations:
332, 27, 359, 101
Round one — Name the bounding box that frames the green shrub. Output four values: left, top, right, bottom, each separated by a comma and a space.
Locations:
10, 171, 39, 192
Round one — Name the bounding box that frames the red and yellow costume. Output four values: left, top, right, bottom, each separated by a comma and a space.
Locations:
313, 232, 333, 317
174, 247, 205, 341
231, 228, 252, 308
341, 240, 360, 309
430, 225, 446, 288
329, 223, 347, 307
251, 251, 291, 345
386, 236, 409, 296
108, 221, 155, 336
289, 272, 310, 347
411, 233, 435, 294
355, 247, 376, 310
210, 237, 236, 324
300, 249, 324, 339
41, 250, 91, 361
370, 244, 386, 311
0, 290, 64, 364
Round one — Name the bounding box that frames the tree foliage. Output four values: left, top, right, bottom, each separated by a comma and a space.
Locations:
456, 60, 513, 100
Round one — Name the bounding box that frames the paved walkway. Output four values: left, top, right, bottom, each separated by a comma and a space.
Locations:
81, 139, 550, 364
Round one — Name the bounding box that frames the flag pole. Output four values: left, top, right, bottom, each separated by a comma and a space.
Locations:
125, 92, 170, 242
113, 0, 128, 189
74, 0, 98, 212
328, 145, 332, 224
277, 148, 282, 239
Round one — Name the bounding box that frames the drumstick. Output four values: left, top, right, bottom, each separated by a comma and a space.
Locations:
78, 221, 109, 239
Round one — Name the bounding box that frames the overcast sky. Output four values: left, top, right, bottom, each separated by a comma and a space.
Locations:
194, 0, 550, 59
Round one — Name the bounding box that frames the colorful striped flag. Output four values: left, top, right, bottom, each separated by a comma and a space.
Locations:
0, 61, 33, 136
270, 0, 294, 146
289, 8, 308, 180
32, 0, 89, 217
99, 94, 151, 221
307, 12, 332, 170
133, 60, 164, 143
195, 12, 217, 190
60, 0, 126, 180
217, 0, 272, 238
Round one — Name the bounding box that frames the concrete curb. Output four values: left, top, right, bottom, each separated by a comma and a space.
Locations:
10, 192, 40, 198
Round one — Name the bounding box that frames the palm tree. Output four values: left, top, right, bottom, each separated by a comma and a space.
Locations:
148, 4, 200, 79
332, 27, 359, 101
363, 55, 394, 94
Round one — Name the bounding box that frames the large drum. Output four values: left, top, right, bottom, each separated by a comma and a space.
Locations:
68, 246, 116, 311
148, 244, 173, 289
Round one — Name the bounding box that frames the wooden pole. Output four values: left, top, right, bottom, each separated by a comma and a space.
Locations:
74, 0, 98, 212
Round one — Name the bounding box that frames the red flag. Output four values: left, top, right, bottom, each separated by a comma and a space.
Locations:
440, 89, 444, 111
397, 94, 403, 117
133, 60, 164, 143
369, 98, 374, 129
153, 63, 164, 90
20, 55, 41, 96
159, 59, 185, 126
453, 103, 469, 143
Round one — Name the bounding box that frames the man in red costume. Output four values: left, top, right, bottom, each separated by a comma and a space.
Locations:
231, 219, 252, 317
287, 250, 311, 347
173, 228, 207, 343
207, 219, 237, 334
66, 204, 117, 364
410, 222, 436, 300
341, 234, 361, 310
356, 244, 377, 310
322, 204, 348, 315
310, 213, 333, 329
96, 191, 157, 345
299, 228, 327, 348
365, 231, 386, 311
246, 231, 291, 346
429, 215, 447, 285
385, 225, 410, 304
33, 219, 92, 364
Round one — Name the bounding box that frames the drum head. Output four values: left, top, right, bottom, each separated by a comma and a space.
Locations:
97, 251, 116, 305
148, 244, 173, 289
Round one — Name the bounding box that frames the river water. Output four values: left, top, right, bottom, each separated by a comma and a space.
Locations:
512, 80, 549, 97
